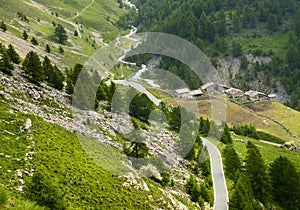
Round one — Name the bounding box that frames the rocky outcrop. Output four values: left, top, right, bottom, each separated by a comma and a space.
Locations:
281, 141, 300, 152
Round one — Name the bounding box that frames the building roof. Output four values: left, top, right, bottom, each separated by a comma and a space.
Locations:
268, 93, 277, 98
189, 89, 203, 96
245, 90, 267, 97
175, 88, 190, 94
201, 82, 215, 90
225, 87, 244, 94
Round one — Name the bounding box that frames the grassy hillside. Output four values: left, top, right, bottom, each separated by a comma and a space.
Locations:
0, 0, 125, 67
167, 96, 299, 143
0, 101, 172, 209
245, 101, 300, 138
212, 135, 300, 172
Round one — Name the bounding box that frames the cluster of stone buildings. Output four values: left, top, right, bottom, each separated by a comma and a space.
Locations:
175, 82, 278, 102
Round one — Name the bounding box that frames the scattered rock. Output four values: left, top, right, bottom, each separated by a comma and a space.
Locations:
281, 141, 300, 152
20, 118, 32, 132
1, 130, 15, 136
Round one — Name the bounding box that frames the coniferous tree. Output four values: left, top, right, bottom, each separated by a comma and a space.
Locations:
42, 56, 64, 90
66, 77, 74, 95
58, 46, 64, 54
7, 44, 20, 64
232, 41, 243, 57
129, 93, 155, 123
55, 24, 68, 44
49, 65, 64, 90
124, 131, 149, 158
229, 173, 261, 210
245, 141, 271, 204
269, 156, 300, 209
167, 106, 181, 132
177, 124, 194, 158
31, 36, 38, 45
232, 15, 241, 33
221, 123, 232, 144
268, 14, 278, 32
223, 145, 241, 180
74, 30, 78, 37
240, 55, 248, 70
199, 117, 210, 136
45, 44, 51, 53
0, 21, 7, 32
23, 30, 28, 40
0, 49, 14, 75
217, 10, 227, 37
23, 51, 45, 83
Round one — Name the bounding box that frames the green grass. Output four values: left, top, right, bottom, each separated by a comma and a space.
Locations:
247, 102, 300, 139
0, 0, 128, 68
0, 103, 32, 187
0, 100, 172, 209
234, 32, 289, 58
191, 99, 299, 142
214, 135, 300, 172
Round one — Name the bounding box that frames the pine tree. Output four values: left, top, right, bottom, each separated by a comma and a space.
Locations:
55, 24, 68, 44
66, 77, 74, 95
23, 30, 28, 40
245, 141, 271, 204
177, 124, 194, 158
232, 41, 243, 57
232, 15, 241, 33
268, 14, 278, 32
45, 44, 51, 53
43, 56, 52, 81
0, 21, 7, 32
125, 131, 149, 158
167, 106, 181, 132
229, 173, 261, 210
217, 10, 227, 37
74, 30, 78, 37
223, 145, 241, 180
42, 56, 64, 90
58, 46, 64, 54
240, 55, 248, 70
49, 65, 64, 90
221, 123, 232, 144
0, 49, 14, 75
7, 44, 20, 64
23, 51, 45, 83
269, 156, 300, 209
129, 93, 155, 123
31, 36, 38, 45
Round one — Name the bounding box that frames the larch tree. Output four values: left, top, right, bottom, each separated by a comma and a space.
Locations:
23, 51, 45, 83
55, 24, 68, 44
269, 156, 300, 209
0, 49, 14, 75
245, 141, 271, 204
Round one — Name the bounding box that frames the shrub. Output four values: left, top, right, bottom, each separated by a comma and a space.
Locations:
139, 164, 162, 181
0, 186, 8, 206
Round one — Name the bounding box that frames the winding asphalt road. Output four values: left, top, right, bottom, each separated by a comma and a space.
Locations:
202, 138, 228, 210
114, 77, 228, 209
113, 80, 161, 106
